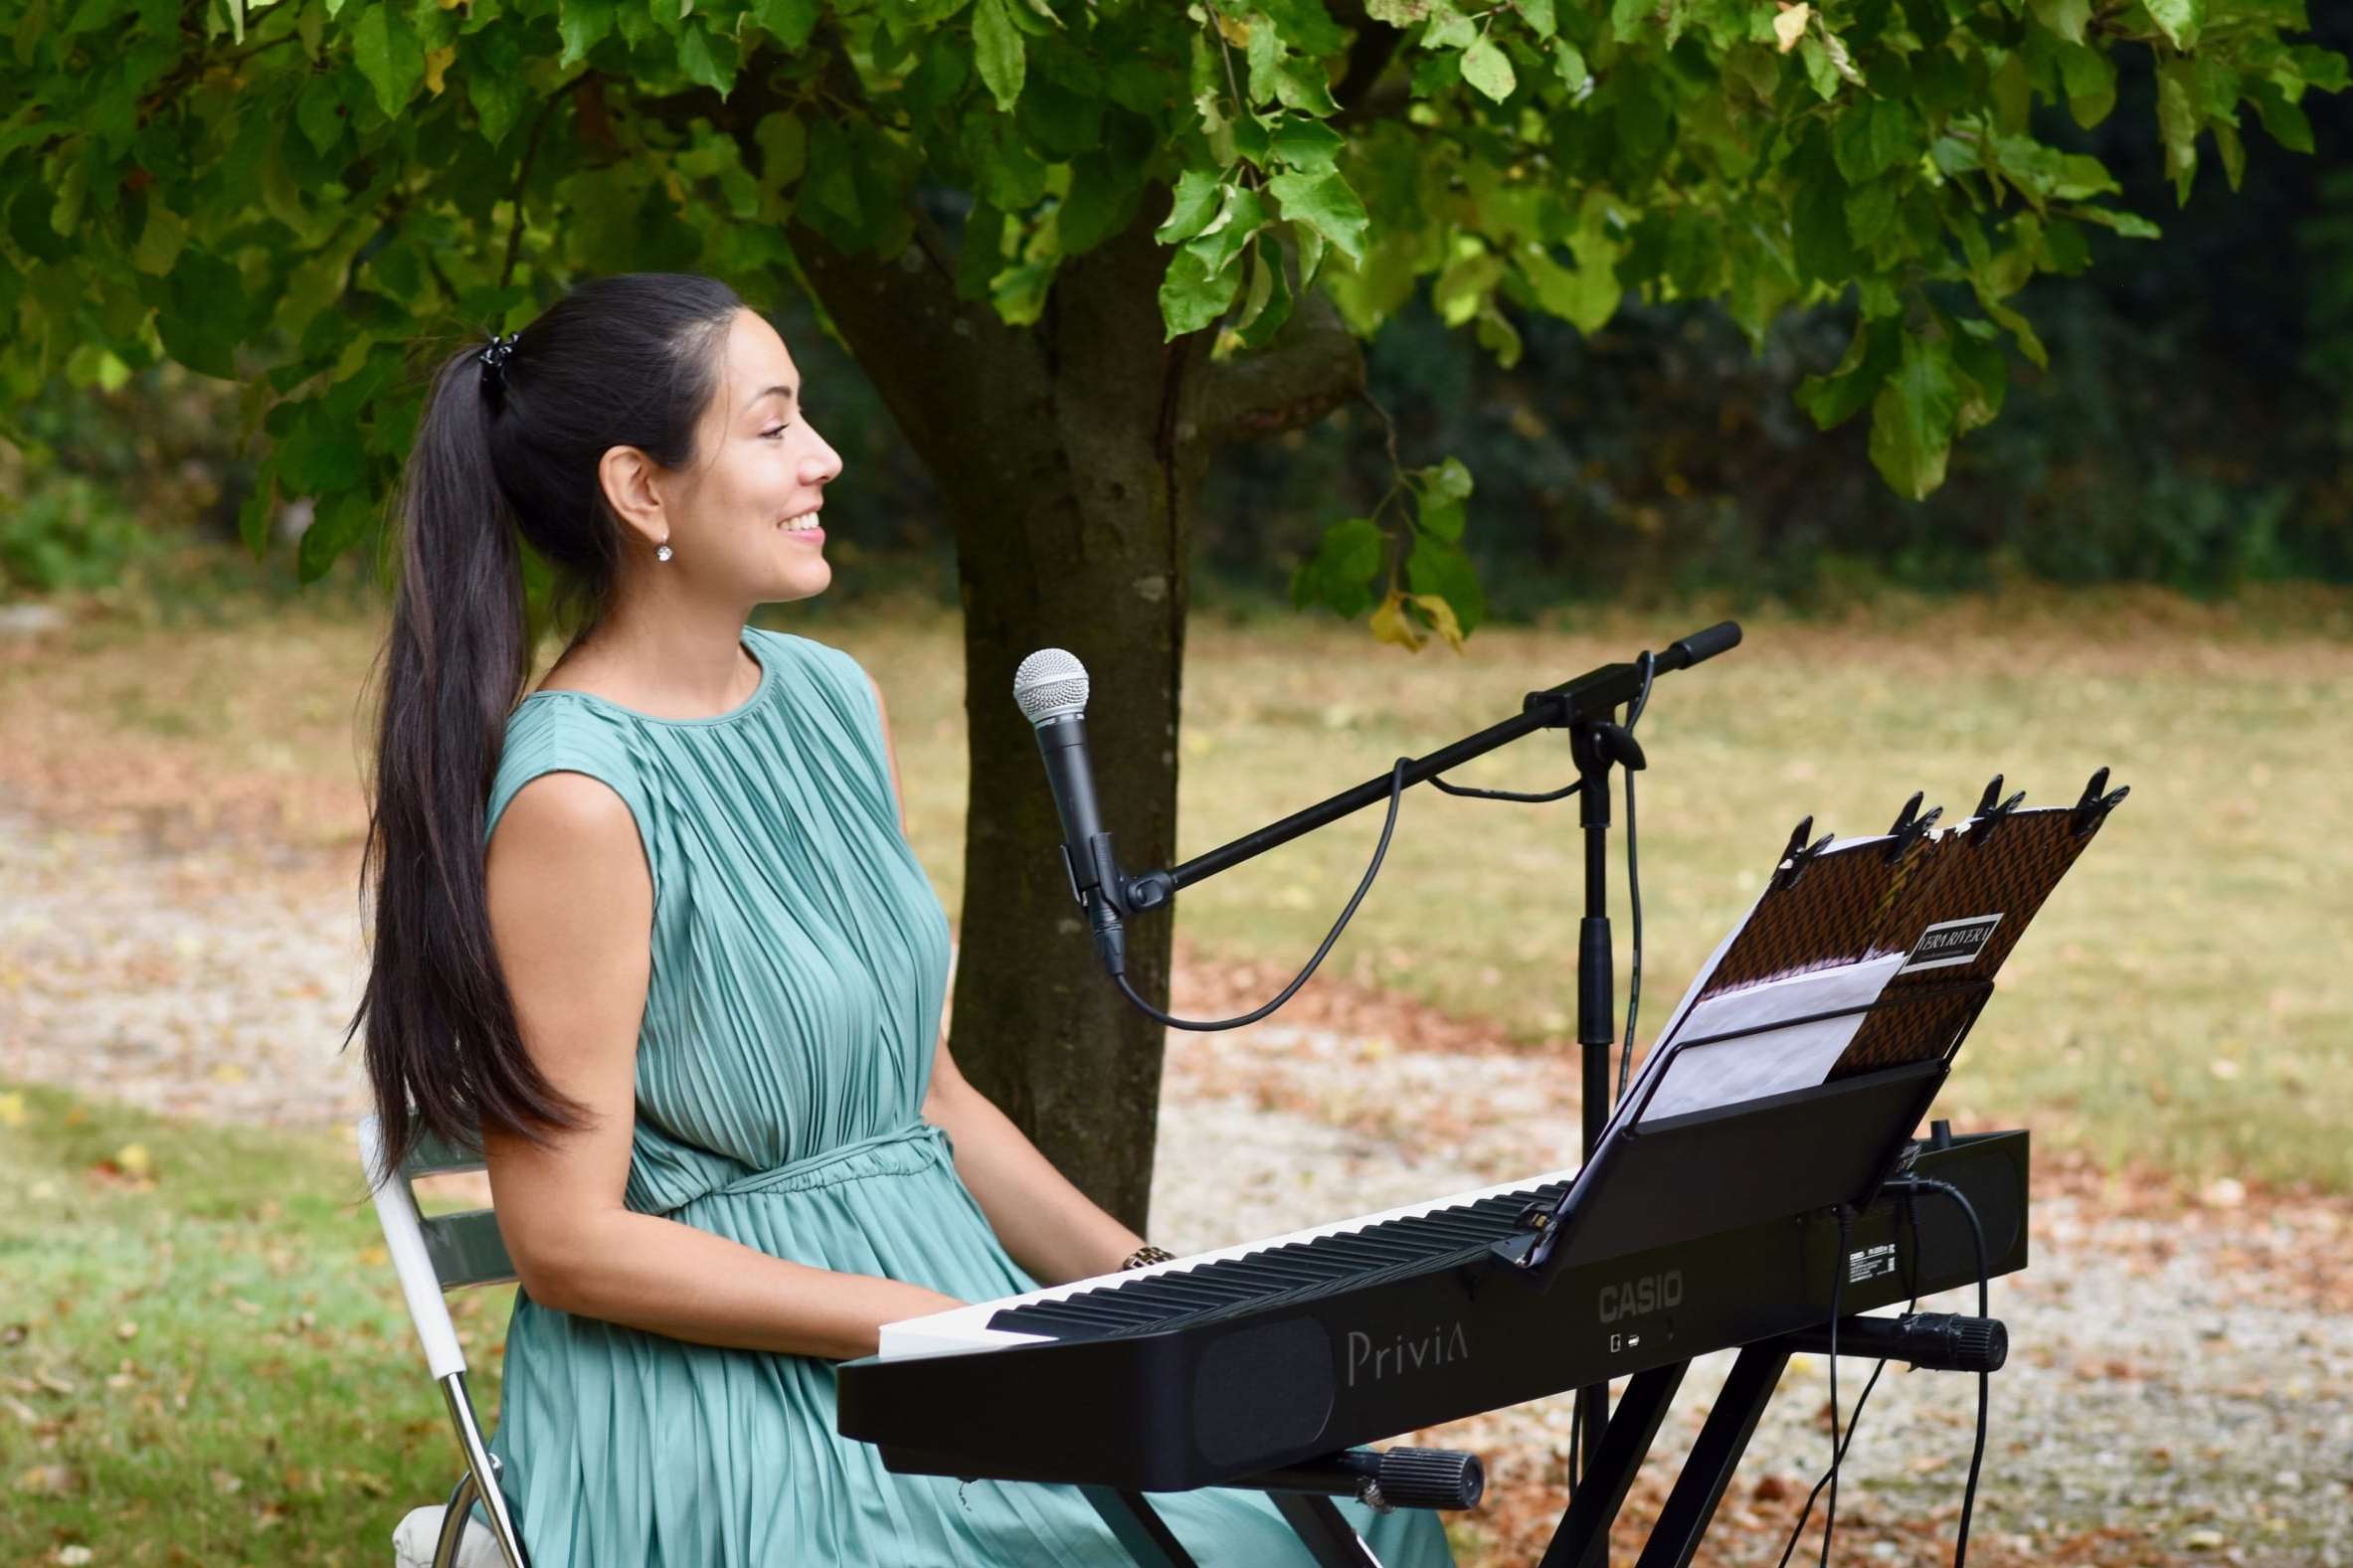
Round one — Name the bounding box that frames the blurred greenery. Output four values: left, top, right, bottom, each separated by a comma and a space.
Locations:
7, 17, 2349, 617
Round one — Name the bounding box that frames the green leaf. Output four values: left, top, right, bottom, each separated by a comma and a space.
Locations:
238, 456, 279, 559
1157, 169, 1223, 245
2058, 45, 2115, 129
1419, 454, 1473, 505
1845, 180, 1899, 250
467, 34, 527, 146
1795, 316, 1898, 432
2213, 120, 2244, 193
974, 0, 1026, 113
1432, 246, 1504, 325
295, 73, 345, 156
1159, 245, 1244, 337
1292, 515, 1387, 618
1832, 99, 1918, 184
1185, 188, 1265, 284
1265, 168, 1368, 265
2254, 87, 2314, 156
1425, 4, 1479, 50
754, 110, 807, 192
1460, 38, 1516, 101
1868, 334, 1962, 500
351, 4, 425, 118
49, 152, 88, 239
2029, 0, 2090, 45
1273, 60, 1341, 119
1798, 35, 1839, 101
297, 488, 377, 585
155, 250, 244, 378
1515, 238, 1618, 334
751, 0, 820, 50
1234, 234, 1295, 350
2156, 60, 2199, 205
1553, 38, 1588, 91
1271, 117, 1344, 171
675, 23, 739, 97
1059, 150, 1146, 258
1949, 320, 2008, 435
557, 0, 615, 67
1405, 531, 1485, 634
1521, 0, 1555, 40
2144, 0, 2202, 51
129, 199, 185, 275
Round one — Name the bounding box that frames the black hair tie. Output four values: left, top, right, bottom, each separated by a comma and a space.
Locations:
478, 331, 518, 396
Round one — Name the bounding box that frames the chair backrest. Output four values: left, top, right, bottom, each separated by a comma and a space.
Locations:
359, 1114, 515, 1381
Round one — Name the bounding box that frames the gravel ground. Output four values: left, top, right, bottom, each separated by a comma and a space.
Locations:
4, 799, 2348, 1565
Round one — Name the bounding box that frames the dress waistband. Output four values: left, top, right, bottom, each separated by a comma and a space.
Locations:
712, 1121, 948, 1199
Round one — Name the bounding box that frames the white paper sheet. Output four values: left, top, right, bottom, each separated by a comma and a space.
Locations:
1634, 952, 1904, 1123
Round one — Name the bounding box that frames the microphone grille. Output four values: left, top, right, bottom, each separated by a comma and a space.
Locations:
1013, 648, 1089, 725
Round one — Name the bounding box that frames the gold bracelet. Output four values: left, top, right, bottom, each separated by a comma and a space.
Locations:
1119, 1244, 1175, 1271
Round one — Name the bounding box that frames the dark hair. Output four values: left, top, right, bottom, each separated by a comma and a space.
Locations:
347, 271, 746, 1179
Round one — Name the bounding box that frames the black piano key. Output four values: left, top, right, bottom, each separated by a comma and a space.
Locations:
1194, 1260, 1332, 1290
1162, 1260, 1308, 1298
1049, 1292, 1176, 1326
988, 1303, 1123, 1338
1115, 1278, 1249, 1310
1148, 1272, 1262, 1304
1321, 1229, 1439, 1263
1248, 1245, 1364, 1280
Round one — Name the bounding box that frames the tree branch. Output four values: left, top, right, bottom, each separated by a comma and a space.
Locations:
1192, 287, 1367, 448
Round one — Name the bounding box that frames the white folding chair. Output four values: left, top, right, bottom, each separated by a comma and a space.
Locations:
358, 1113, 530, 1568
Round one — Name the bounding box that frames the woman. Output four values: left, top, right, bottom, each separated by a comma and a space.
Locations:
353, 271, 1456, 1566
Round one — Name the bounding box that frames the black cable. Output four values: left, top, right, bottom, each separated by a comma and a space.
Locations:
1887, 1176, 1991, 1568
1819, 1207, 1849, 1567
1427, 774, 1581, 802
1774, 1196, 1929, 1568
1616, 651, 1655, 1103
1112, 759, 1410, 1031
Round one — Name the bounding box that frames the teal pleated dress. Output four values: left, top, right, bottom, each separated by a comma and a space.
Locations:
476, 626, 1456, 1567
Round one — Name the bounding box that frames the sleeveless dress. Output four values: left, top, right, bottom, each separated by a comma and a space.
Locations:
477, 625, 1457, 1567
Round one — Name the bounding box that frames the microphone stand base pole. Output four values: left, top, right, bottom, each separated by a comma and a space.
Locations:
1568, 714, 1617, 1487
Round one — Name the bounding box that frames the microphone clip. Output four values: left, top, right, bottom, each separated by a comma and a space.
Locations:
1057, 831, 1129, 917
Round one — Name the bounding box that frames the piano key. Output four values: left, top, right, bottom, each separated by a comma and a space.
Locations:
881, 1159, 1587, 1361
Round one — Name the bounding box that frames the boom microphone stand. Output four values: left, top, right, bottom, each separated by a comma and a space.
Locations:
1087, 621, 1742, 1484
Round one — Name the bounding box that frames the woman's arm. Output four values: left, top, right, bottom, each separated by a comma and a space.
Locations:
866, 674, 1147, 1287
481, 771, 962, 1359
922, 1042, 1145, 1286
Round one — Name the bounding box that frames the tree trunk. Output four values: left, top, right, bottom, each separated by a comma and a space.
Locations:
797, 214, 1214, 1228
795, 203, 1362, 1231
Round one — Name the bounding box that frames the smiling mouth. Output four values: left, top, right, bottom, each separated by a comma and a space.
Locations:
780, 509, 822, 532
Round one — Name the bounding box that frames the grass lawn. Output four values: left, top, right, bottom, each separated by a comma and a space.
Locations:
0, 1083, 511, 1565
3, 568, 2347, 1194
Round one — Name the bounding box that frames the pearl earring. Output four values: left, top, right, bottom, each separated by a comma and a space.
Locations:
656, 541, 672, 562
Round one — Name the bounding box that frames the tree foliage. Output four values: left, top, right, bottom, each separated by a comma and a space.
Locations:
0, 0, 2339, 634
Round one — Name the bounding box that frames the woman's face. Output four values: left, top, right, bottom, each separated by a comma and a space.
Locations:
649, 308, 843, 606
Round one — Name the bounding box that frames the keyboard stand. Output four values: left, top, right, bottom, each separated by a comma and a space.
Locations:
1538, 1341, 1792, 1567
1083, 1485, 1380, 1566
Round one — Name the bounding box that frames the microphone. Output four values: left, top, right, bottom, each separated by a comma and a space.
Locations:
1012, 649, 1129, 975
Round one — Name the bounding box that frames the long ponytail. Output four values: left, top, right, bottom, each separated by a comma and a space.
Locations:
351, 344, 579, 1174
348, 273, 746, 1177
